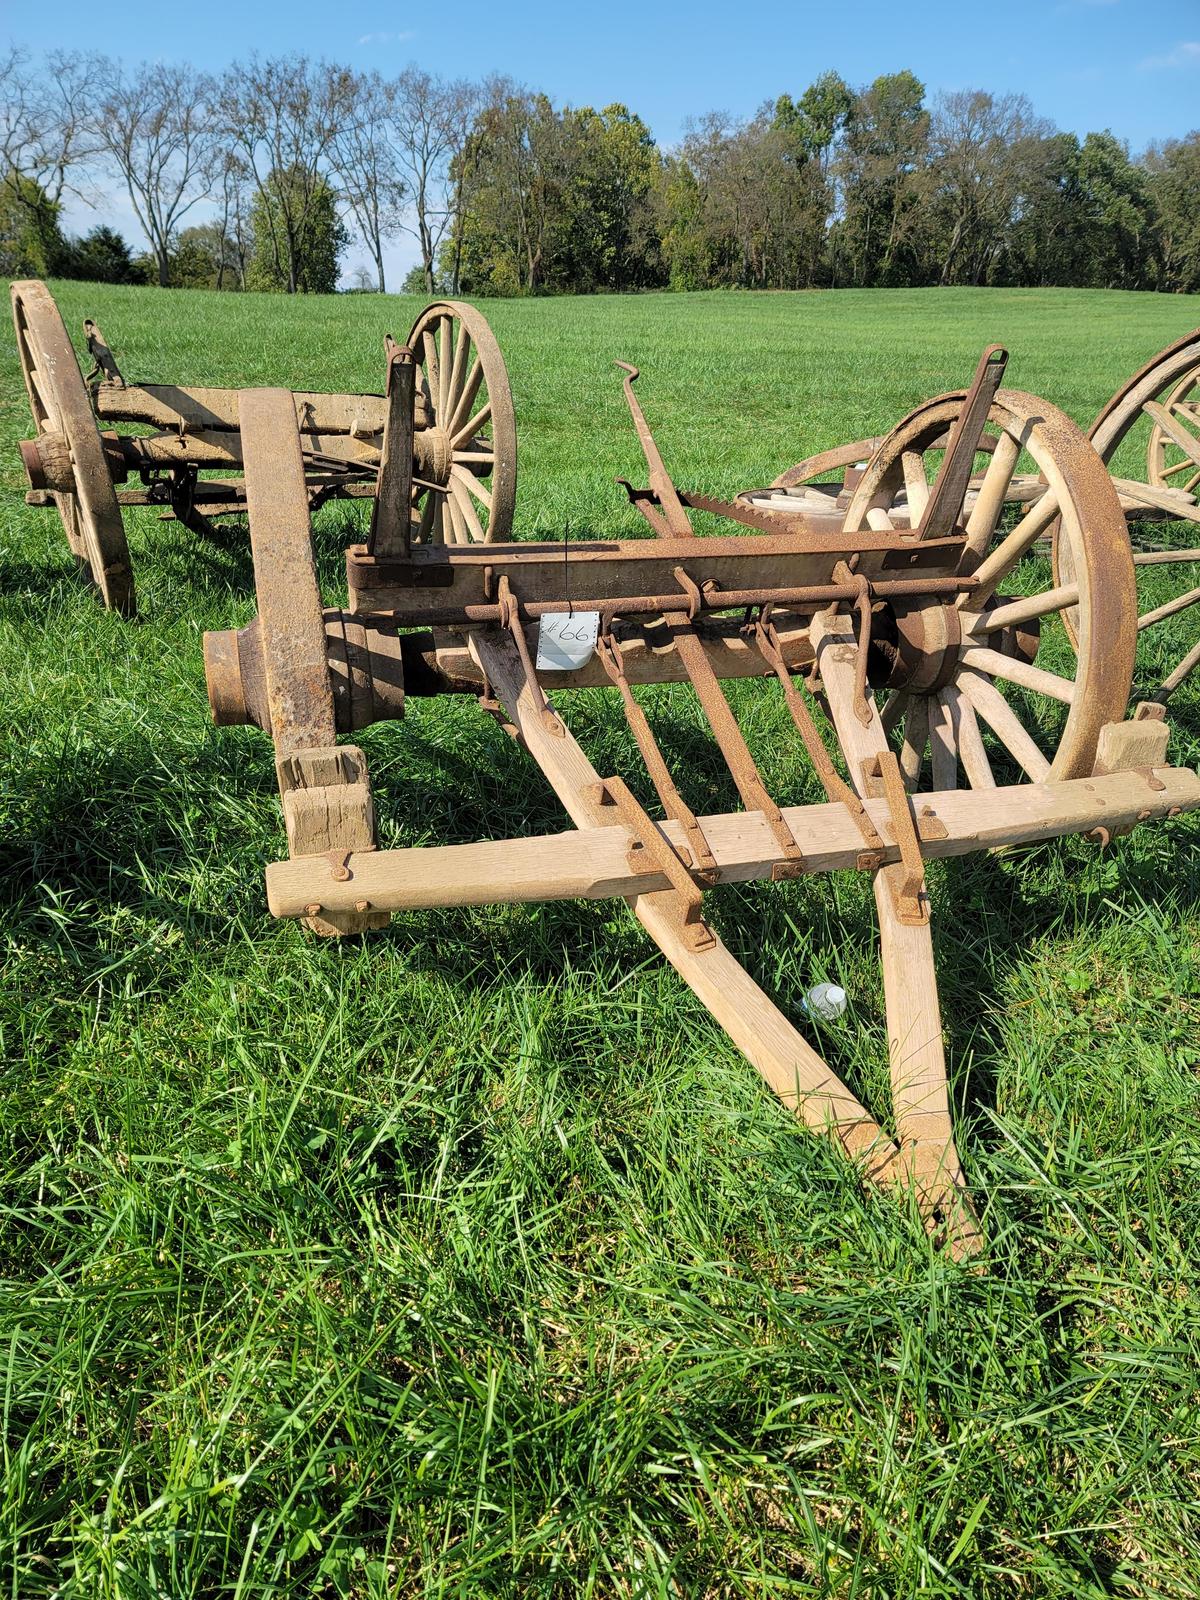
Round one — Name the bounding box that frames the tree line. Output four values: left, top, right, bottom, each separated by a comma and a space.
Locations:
2, 50, 1197, 297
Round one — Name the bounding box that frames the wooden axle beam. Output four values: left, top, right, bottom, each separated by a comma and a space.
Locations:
94, 381, 395, 436
264, 764, 1200, 918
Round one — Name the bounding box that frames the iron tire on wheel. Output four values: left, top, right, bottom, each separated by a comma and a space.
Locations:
11, 279, 134, 615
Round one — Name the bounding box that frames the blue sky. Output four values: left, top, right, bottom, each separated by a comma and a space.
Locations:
6, 0, 1198, 285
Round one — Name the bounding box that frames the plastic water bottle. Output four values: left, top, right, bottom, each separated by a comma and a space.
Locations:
803, 982, 847, 1021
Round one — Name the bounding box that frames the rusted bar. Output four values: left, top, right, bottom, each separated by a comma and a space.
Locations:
595, 630, 719, 877
352, 573, 976, 629
916, 345, 1008, 540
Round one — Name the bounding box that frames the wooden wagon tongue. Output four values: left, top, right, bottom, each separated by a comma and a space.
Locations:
196, 342, 1200, 1260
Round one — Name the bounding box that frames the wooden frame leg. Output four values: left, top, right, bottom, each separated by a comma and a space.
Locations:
470, 630, 902, 1183
810, 608, 983, 1257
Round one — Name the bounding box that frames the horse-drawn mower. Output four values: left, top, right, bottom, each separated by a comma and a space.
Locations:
11, 281, 1200, 1256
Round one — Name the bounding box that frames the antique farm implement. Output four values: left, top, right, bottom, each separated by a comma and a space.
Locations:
10, 279, 514, 614
743, 327, 1200, 701
194, 336, 1200, 1256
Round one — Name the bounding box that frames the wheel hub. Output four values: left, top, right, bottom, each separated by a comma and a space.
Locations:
413, 426, 452, 486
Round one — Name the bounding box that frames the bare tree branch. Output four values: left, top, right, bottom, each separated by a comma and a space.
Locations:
88, 59, 217, 286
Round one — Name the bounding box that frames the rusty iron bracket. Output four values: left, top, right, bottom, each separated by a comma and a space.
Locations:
321, 844, 377, 882
83, 317, 125, 390
615, 362, 694, 537
860, 749, 929, 925
496, 575, 564, 737
587, 775, 715, 952
833, 560, 876, 726
918, 345, 1008, 542
752, 616, 889, 870
595, 627, 720, 882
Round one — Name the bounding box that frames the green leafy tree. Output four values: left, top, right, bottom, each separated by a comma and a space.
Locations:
247, 167, 347, 293
0, 170, 69, 275
836, 70, 930, 286
1145, 132, 1200, 293
65, 225, 139, 284
1074, 131, 1156, 289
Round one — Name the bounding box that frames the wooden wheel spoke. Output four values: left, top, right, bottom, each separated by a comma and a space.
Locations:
928, 693, 958, 790
970, 582, 1080, 633
958, 644, 1075, 705
448, 472, 487, 542
421, 329, 440, 415
447, 326, 472, 418
956, 669, 1051, 781
961, 488, 1058, 609
454, 398, 491, 449
437, 314, 453, 418
416, 487, 437, 543
901, 451, 929, 519
899, 695, 928, 791
880, 690, 908, 736
446, 357, 483, 439
453, 464, 493, 512
1137, 584, 1200, 631
1145, 399, 1200, 470
429, 493, 446, 545
942, 686, 994, 791
963, 431, 1022, 564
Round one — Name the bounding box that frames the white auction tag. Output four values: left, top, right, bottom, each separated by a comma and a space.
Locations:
536, 610, 600, 671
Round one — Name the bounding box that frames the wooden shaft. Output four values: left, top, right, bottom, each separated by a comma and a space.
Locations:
95, 381, 394, 435
467, 631, 898, 1172
114, 428, 379, 472
810, 607, 981, 1253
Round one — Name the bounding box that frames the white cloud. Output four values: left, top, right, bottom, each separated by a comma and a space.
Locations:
356, 30, 415, 45
1139, 40, 1200, 70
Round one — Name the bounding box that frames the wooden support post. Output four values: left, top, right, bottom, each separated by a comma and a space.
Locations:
810, 607, 982, 1256
368, 341, 415, 560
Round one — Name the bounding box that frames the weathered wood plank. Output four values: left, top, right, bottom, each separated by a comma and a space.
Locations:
263, 765, 1200, 916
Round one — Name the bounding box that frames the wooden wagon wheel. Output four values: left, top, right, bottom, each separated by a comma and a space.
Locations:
844, 388, 1136, 790
740, 431, 1019, 523
1147, 360, 1200, 496
407, 300, 516, 544
10, 279, 134, 614
1051, 329, 1200, 683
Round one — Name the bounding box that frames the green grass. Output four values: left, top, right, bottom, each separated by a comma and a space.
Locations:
3, 281, 1200, 1598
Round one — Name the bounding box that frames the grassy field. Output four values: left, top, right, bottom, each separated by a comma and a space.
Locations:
2, 282, 1200, 1598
